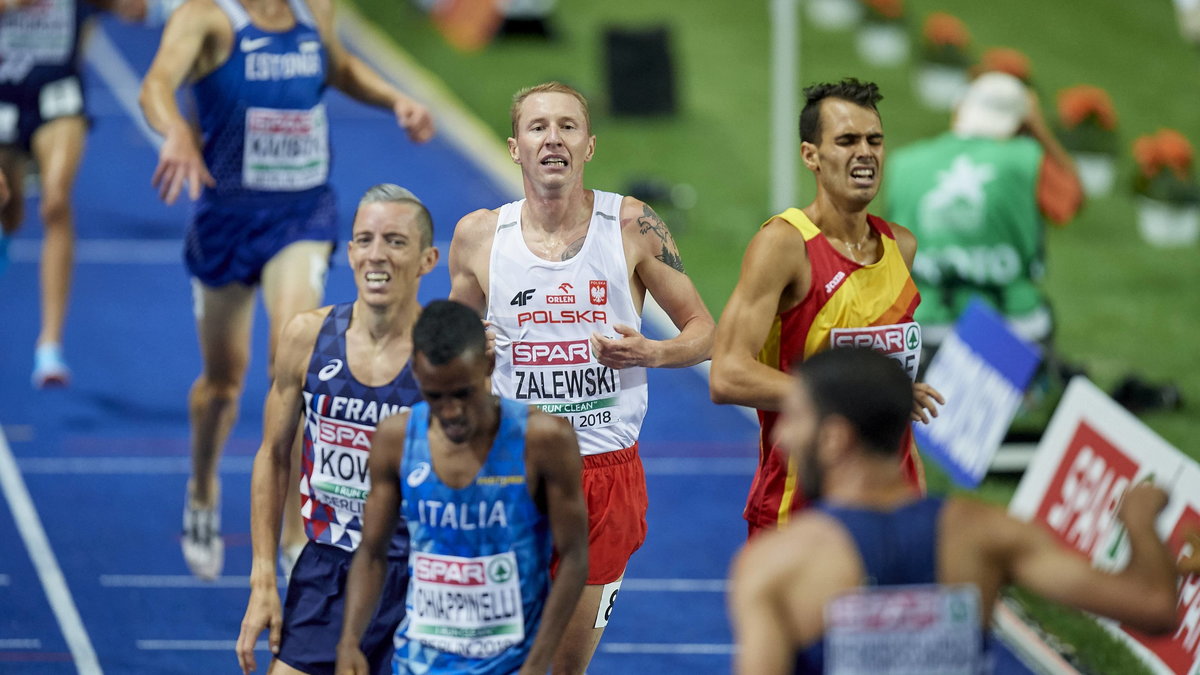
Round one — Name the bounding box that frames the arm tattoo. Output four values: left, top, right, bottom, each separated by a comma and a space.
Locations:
636, 204, 686, 274
561, 235, 586, 261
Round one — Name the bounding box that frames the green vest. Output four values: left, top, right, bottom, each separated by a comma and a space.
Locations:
883, 133, 1045, 327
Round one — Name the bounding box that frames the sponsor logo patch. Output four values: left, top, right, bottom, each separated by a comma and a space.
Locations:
512, 340, 591, 366
318, 358, 343, 381
546, 283, 576, 305
590, 280, 608, 305
407, 461, 431, 488
824, 271, 846, 294
510, 289, 535, 306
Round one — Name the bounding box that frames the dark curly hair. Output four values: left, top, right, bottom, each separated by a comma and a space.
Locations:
413, 300, 487, 365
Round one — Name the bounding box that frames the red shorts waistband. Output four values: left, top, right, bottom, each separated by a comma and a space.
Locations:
581, 443, 640, 469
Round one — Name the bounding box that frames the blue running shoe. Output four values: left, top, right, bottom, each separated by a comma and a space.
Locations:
32, 343, 71, 388
0, 233, 8, 278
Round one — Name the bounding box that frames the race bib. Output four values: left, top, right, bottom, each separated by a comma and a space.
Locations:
509, 339, 622, 431
407, 551, 526, 658
0, 0, 72, 63
242, 105, 328, 191
824, 584, 982, 675
830, 322, 922, 381
309, 415, 373, 517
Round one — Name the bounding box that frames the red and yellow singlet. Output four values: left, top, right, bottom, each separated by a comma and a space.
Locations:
745, 208, 926, 533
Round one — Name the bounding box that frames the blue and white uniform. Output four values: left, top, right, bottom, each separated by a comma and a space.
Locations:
185, 0, 337, 287
278, 302, 420, 675
395, 399, 552, 675
0, 0, 90, 153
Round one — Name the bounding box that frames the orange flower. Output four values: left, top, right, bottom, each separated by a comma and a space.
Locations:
864, 0, 903, 21
1133, 129, 1195, 180
978, 47, 1031, 81
1157, 128, 1194, 178
1133, 134, 1162, 179
923, 12, 970, 48
1057, 85, 1117, 131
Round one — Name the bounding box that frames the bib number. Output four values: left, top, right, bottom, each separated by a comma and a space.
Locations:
407, 551, 526, 658
510, 340, 623, 431
243, 105, 329, 191
824, 584, 982, 675
0, 0, 73, 64
309, 416, 374, 516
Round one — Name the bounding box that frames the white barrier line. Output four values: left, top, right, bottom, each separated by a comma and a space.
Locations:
992, 600, 1080, 675
601, 643, 735, 655
0, 428, 102, 674
0, 639, 43, 650
84, 23, 162, 149
137, 639, 267, 651
335, 2, 522, 200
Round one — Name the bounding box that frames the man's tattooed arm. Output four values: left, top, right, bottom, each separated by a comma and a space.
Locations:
636, 204, 686, 274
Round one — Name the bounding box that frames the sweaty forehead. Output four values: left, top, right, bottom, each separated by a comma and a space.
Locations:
517, 92, 586, 125
353, 201, 419, 234
819, 99, 882, 139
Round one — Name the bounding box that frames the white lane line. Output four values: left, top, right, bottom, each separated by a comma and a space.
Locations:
8, 238, 452, 265
18, 456, 253, 475
9, 239, 181, 265
100, 574, 720, 592
19, 455, 749, 476
0, 428, 102, 674
137, 639, 266, 651
0, 639, 43, 649
640, 457, 753, 475
136, 638, 732, 655
601, 643, 735, 655
621, 578, 728, 592
99, 574, 281, 589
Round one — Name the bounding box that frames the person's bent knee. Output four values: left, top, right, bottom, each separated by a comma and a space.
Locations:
38, 192, 72, 229
194, 373, 244, 404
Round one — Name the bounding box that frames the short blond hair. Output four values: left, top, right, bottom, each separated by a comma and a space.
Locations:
510, 82, 591, 137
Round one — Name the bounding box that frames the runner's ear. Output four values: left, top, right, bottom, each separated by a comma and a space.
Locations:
817, 415, 855, 462
419, 246, 439, 276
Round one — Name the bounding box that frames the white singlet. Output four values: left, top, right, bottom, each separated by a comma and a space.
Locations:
487, 190, 648, 456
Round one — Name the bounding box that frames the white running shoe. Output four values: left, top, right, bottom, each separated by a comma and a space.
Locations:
182, 501, 224, 580
32, 343, 71, 389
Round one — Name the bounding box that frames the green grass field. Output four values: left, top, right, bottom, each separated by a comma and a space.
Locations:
350, 1, 1199, 670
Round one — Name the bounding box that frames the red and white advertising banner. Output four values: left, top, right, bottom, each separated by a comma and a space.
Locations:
1009, 376, 1199, 675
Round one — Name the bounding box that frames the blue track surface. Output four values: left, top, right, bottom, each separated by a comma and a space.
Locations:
0, 14, 759, 675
